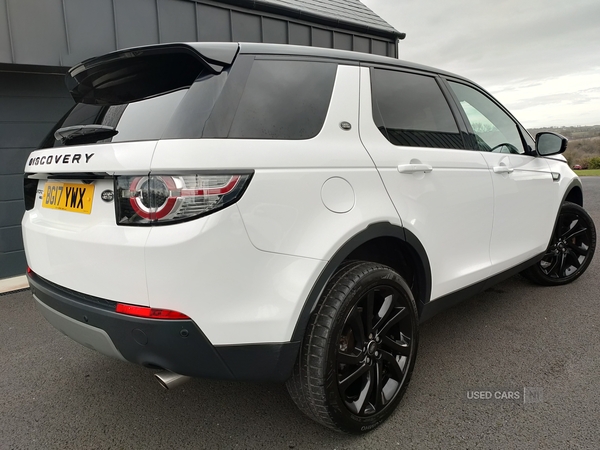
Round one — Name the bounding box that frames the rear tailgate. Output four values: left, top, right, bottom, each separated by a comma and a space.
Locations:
23, 142, 156, 305
22, 42, 239, 305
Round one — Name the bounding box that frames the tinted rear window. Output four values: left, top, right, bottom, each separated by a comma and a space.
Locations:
41, 90, 187, 148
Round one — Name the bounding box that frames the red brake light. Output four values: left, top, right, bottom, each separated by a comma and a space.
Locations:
115, 303, 190, 320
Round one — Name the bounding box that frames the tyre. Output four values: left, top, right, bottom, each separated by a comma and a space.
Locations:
286, 262, 419, 433
523, 202, 596, 286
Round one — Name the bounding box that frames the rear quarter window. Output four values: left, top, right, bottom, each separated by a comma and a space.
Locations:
227, 59, 337, 139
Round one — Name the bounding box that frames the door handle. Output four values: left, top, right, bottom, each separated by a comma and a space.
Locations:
397, 164, 433, 174
493, 165, 514, 174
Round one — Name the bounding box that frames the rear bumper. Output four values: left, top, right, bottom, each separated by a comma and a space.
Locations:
28, 272, 299, 382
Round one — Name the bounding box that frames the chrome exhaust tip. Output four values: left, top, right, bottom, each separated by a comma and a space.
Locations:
154, 371, 191, 390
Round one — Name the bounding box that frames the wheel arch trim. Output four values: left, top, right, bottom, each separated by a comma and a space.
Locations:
290, 222, 432, 342
563, 178, 583, 206
551, 178, 584, 244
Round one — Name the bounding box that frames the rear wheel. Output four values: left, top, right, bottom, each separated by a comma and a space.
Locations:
523, 202, 596, 285
286, 262, 419, 433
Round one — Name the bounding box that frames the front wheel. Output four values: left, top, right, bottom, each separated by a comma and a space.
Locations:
286, 262, 419, 433
523, 202, 596, 286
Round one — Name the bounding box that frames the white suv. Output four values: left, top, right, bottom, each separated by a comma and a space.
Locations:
23, 42, 596, 433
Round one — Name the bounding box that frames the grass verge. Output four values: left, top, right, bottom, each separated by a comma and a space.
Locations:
574, 169, 600, 176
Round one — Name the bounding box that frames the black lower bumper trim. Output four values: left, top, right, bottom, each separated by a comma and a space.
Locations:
28, 272, 298, 382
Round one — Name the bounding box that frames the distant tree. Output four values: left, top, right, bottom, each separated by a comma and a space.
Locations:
588, 157, 600, 170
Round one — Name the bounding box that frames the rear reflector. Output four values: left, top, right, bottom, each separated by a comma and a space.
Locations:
115, 303, 190, 320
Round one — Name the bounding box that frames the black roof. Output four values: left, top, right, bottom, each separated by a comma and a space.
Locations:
238, 42, 461, 79
70, 42, 466, 85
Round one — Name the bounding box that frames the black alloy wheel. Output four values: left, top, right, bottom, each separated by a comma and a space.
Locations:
286, 262, 419, 434
524, 202, 596, 286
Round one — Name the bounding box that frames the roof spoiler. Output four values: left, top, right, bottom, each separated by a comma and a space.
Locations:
66, 42, 239, 105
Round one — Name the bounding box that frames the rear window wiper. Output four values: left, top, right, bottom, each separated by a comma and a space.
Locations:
54, 125, 118, 146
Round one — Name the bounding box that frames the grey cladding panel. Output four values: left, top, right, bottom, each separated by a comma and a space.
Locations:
0, 200, 24, 227
372, 39, 387, 56
0, 174, 23, 201
115, 0, 159, 48
0, 97, 72, 123
196, 4, 231, 42
0, 226, 23, 253
0, 0, 398, 67
0, 123, 53, 149
312, 28, 332, 48
0, 70, 72, 177
231, 11, 261, 43
0, 250, 27, 279
0, 72, 69, 98
334, 32, 352, 51
62, 0, 116, 66
353, 36, 370, 54
8, 0, 67, 66
0, 0, 12, 63
289, 23, 310, 46
158, 0, 196, 43
262, 18, 287, 44
259, 0, 399, 36
0, 148, 35, 176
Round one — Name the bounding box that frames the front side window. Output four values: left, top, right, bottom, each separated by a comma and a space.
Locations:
371, 68, 463, 149
448, 81, 525, 154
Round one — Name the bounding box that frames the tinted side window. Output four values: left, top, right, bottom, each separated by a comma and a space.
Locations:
448, 81, 525, 154
228, 59, 337, 139
371, 68, 463, 149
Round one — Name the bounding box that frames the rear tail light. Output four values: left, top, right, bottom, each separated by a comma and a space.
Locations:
115, 173, 251, 225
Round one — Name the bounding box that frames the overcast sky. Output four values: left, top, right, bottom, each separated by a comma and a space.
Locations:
361, 0, 600, 128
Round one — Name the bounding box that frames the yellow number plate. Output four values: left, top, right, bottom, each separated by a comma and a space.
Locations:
42, 182, 95, 214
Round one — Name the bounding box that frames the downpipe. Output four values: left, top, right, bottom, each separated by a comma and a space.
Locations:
155, 371, 191, 389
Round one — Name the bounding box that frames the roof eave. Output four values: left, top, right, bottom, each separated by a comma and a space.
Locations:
213, 0, 405, 40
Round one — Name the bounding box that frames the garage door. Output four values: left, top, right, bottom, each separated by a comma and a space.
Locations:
0, 67, 73, 279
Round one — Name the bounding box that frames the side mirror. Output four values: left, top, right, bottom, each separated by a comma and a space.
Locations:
536, 132, 568, 156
